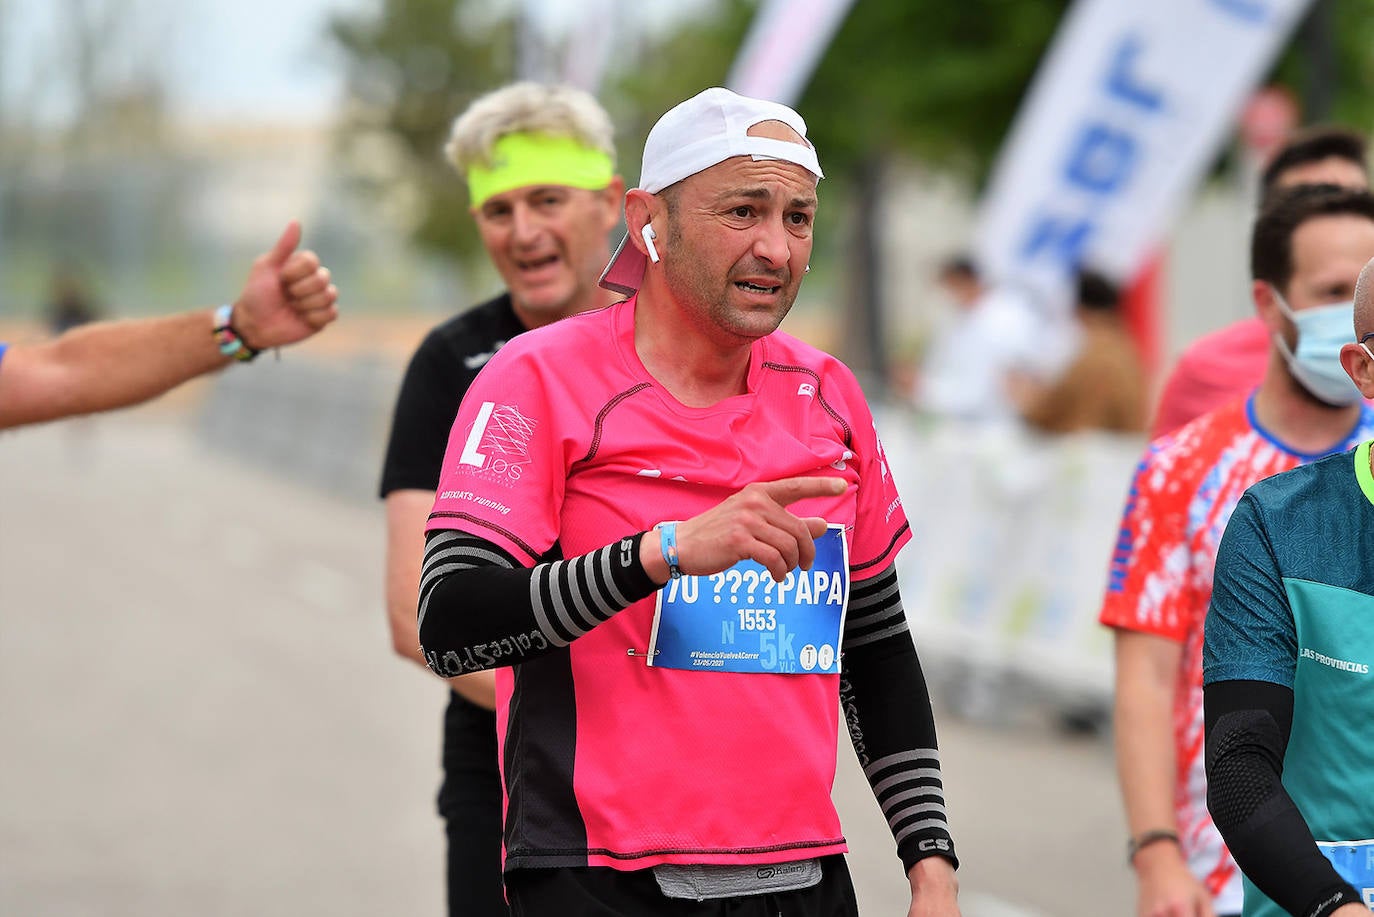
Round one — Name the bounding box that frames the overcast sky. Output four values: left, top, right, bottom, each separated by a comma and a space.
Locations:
0, 0, 709, 126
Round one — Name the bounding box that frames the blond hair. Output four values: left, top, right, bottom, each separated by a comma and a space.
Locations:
445, 82, 615, 176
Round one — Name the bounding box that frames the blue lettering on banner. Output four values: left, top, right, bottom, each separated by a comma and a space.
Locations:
1016, 31, 1168, 282
1065, 123, 1138, 194
1106, 34, 1164, 112
1020, 215, 1095, 270
1210, 0, 1270, 24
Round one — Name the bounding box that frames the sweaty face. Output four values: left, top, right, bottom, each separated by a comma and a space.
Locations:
660, 150, 817, 344
474, 184, 620, 327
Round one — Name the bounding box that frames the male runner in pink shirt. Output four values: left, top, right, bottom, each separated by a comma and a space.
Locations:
416, 88, 959, 916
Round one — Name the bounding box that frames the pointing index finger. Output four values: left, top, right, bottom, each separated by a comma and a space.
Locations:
757, 475, 846, 508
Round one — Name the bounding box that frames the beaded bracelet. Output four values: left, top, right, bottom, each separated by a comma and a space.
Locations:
212, 304, 261, 362
1126, 829, 1179, 865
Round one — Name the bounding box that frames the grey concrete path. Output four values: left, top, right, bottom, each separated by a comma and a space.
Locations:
0, 418, 1132, 916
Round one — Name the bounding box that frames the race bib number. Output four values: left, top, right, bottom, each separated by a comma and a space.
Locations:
646, 525, 849, 674
1317, 839, 1374, 906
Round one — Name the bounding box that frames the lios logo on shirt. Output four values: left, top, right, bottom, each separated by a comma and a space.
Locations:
646, 526, 850, 675
456, 401, 536, 484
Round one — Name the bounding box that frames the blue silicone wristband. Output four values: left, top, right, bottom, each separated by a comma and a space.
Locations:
658, 522, 681, 579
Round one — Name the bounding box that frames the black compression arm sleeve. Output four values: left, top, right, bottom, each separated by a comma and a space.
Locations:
1204, 679, 1361, 917
840, 565, 957, 873
417, 529, 660, 675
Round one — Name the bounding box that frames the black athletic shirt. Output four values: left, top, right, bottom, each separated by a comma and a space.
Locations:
380, 293, 526, 498
379, 293, 527, 757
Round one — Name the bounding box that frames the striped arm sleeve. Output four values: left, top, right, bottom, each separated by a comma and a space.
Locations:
417, 529, 659, 676
840, 565, 957, 873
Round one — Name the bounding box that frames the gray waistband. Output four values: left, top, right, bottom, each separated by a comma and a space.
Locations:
652, 859, 823, 900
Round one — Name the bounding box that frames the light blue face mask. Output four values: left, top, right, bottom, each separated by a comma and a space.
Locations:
1270, 287, 1363, 406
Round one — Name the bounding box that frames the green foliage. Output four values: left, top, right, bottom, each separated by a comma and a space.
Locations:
329, 0, 518, 270
607, 0, 756, 179
802, 0, 1069, 184
1271, 0, 1374, 130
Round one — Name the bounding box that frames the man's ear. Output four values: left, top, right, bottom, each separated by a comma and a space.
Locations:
1339, 342, 1374, 399
1253, 279, 1284, 336
624, 190, 660, 259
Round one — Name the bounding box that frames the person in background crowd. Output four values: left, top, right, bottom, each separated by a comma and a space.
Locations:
44, 265, 103, 336
913, 254, 1041, 426
1151, 126, 1369, 437
1009, 269, 1148, 435
377, 82, 624, 917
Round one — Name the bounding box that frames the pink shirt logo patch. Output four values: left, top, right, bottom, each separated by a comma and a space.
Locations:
456, 401, 536, 484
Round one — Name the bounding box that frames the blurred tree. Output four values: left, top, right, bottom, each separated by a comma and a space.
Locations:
1278, 0, 1374, 126
610, 0, 757, 172
330, 0, 518, 276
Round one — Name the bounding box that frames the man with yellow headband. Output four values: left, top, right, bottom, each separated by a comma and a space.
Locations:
377, 82, 623, 917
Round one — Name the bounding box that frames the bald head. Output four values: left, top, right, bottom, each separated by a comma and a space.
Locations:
1356, 257, 1374, 340
747, 119, 807, 147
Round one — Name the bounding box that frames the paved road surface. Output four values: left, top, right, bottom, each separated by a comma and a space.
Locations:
0, 418, 1132, 916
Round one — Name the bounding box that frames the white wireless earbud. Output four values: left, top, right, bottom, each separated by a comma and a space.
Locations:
641, 224, 661, 263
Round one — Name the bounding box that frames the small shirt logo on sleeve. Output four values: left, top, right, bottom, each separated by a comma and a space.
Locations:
456, 401, 537, 484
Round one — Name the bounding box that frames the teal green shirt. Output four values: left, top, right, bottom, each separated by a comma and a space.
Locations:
1206, 440, 1374, 917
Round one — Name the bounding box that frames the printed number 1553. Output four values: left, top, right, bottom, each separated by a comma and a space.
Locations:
738, 609, 777, 631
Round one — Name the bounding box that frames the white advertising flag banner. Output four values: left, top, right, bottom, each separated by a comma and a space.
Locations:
726, 0, 858, 106
973, 0, 1314, 307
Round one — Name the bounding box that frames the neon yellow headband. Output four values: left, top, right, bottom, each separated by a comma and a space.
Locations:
466, 132, 614, 208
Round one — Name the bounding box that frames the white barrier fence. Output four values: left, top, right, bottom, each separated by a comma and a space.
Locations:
878, 405, 1143, 714
197, 356, 399, 502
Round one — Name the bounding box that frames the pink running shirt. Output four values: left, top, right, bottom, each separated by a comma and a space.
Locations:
427, 297, 911, 871
1150, 317, 1269, 438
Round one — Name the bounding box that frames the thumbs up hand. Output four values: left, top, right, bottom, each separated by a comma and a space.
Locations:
229, 221, 340, 350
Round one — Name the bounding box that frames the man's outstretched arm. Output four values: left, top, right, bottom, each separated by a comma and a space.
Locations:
0, 221, 337, 430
